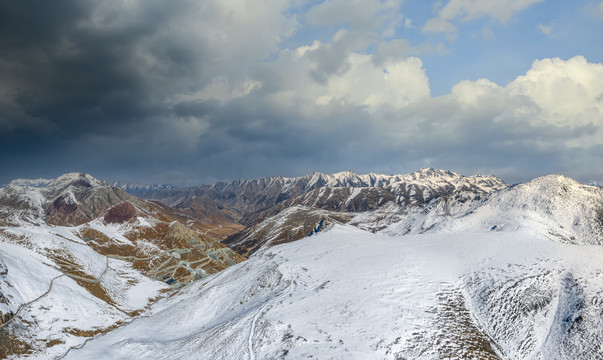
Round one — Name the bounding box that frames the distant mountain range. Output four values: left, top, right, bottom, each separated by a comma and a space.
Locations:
106, 180, 176, 194
2, 169, 603, 359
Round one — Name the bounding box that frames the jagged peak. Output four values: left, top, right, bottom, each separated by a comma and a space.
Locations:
410, 168, 459, 179
200, 169, 507, 194
51, 172, 105, 188
331, 170, 358, 178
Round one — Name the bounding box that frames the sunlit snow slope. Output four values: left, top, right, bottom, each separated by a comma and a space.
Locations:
67, 225, 603, 360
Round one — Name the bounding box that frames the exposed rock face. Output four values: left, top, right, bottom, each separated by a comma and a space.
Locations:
224, 206, 352, 256
0, 172, 131, 226
0, 172, 247, 290
376, 174, 603, 246
0, 259, 12, 326
103, 202, 138, 224
43, 174, 131, 226
214, 170, 506, 254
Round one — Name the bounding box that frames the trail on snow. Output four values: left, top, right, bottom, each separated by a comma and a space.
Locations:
0, 274, 65, 329
2, 255, 113, 330
247, 265, 299, 360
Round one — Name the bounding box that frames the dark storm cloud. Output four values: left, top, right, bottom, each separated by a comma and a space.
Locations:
1, 1, 601, 186
0, 0, 299, 184
0, 1, 193, 134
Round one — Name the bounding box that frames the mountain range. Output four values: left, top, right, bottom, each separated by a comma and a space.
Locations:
1, 169, 603, 359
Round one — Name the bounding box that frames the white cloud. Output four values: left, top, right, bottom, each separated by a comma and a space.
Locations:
422, 18, 458, 42
372, 39, 448, 66
423, 18, 457, 33
404, 18, 414, 29
507, 56, 603, 128
423, 0, 544, 39
264, 41, 431, 111
438, 0, 544, 22
481, 27, 494, 39
75, 4, 603, 176
538, 22, 553, 35
306, 0, 403, 32
267, 54, 601, 178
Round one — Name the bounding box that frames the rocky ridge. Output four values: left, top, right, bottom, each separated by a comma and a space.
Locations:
219, 174, 603, 255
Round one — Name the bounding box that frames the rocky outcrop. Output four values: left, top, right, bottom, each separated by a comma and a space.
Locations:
223, 206, 353, 256
43, 174, 132, 226
0, 172, 132, 226
103, 202, 138, 224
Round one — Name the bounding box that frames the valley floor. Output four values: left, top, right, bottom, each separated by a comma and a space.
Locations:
65, 225, 603, 359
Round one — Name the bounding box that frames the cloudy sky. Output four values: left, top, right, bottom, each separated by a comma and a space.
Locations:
1, 0, 603, 186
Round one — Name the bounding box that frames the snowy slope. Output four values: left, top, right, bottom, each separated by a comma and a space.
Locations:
0, 173, 245, 359
3, 170, 603, 359
0, 224, 168, 359
66, 225, 603, 359
381, 174, 603, 245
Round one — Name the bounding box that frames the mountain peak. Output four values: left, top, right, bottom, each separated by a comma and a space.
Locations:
51, 172, 106, 189
331, 170, 358, 178
109, 180, 176, 194
412, 168, 459, 179
8, 173, 106, 191
526, 174, 584, 189
0, 172, 129, 226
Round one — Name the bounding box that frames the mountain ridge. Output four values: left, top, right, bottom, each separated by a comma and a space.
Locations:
2, 169, 603, 358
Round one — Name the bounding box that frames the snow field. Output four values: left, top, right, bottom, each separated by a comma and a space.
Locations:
67, 225, 603, 359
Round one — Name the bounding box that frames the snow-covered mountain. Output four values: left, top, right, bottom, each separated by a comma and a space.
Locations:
64, 225, 603, 359
137, 168, 506, 213
108, 180, 176, 195
224, 171, 603, 255
0, 173, 129, 226
142, 168, 508, 254
589, 180, 602, 187
0, 173, 244, 358
3, 169, 603, 359
380, 174, 603, 245
7, 178, 52, 188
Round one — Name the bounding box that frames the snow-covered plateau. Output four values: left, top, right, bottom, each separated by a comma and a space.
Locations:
66, 225, 603, 359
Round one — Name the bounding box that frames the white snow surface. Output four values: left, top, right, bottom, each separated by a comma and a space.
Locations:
3, 170, 603, 359
67, 225, 603, 359
377, 174, 603, 245
0, 222, 168, 359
